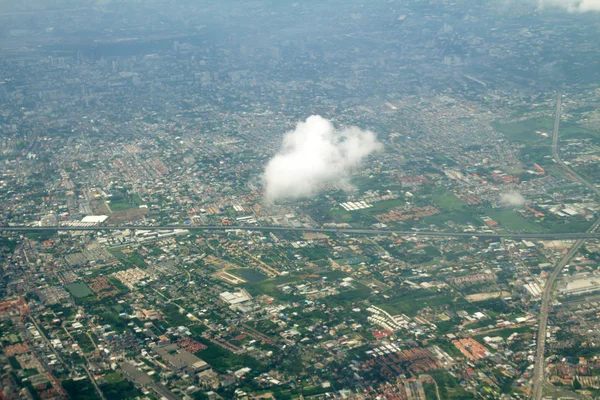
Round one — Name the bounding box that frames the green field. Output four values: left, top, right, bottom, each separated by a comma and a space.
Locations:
558, 221, 594, 233
412, 188, 480, 228
242, 277, 299, 301
229, 268, 267, 282
108, 248, 146, 268
485, 209, 543, 232
369, 198, 406, 211
560, 120, 600, 141
195, 337, 261, 374
433, 192, 466, 211
492, 117, 556, 166
329, 284, 372, 306
108, 198, 133, 211
493, 117, 600, 168
329, 207, 353, 223
296, 246, 332, 261
492, 117, 554, 144
377, 290, 468, 317
23, 231, 55, 241
65, 282, 94, 298
108, 248, 125, 258
125, 256, 146, 268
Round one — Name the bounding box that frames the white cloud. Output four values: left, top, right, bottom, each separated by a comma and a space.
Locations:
262, 115, 383, 201
500, 192, 526, 206
536, 0, 600, 12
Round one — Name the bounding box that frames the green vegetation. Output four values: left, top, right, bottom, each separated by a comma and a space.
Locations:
377, 290, 468, 317
328, 282, 372, 306
493, 117, 600, 173
485, 209, 543, 232
62, 378, 100, 400
560, 120, 600, 141
319, 270, 349, 280
242, 276, 299, 301
108, 276, 130, 293
108, 194, 133, 211
229, 268, 267, 282
8, 356, 21, 369
424, 382, 439, 400
549, 219, 593, 233
301, 385, 333, 397
492, 117, 556, 166
329, 198, 406, 226
195, 337, 262, 374
436, 317, 463, 334
73, 333, 96, 353
492, 117, 554, 144
125, 256, 146, 268
108, 248, 147, 268
429, 371, 475, 399
97, 310, 127, 333
99, 373, 141, 399
329, 207, 353, 223
0, 237, 17, 253
107, 248, 126, 258
295, 246, 332, 261
162, 303, 189, 327
131, 194, 145, 206
389, 244, 442, 265
23, 231, 55, 241
422, 189, 479, 227
430, 339, 465, 359
369, 198, 406, 211
433, 192, 465, 211
65, 282, 94, 298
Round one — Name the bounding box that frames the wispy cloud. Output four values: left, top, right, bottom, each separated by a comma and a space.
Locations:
536, 0, 600, 12
500, 192, 526, 207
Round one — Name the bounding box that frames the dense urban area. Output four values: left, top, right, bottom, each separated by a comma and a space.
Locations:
1, 0, 600, 399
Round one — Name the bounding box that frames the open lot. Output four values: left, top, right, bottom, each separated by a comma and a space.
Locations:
65, 282, 94, 298
485, 209, 543, 232
492, 117, 554, 144
229, 268, 267, 282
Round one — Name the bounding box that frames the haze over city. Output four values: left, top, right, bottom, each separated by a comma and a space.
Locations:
0, 1, 600, 400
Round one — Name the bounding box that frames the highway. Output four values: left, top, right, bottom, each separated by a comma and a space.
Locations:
3, 224, 600, 240
531, 92, 600, 400
550, 93, 600, 198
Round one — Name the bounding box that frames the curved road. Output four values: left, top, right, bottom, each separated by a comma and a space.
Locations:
531, 92, 600, 400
